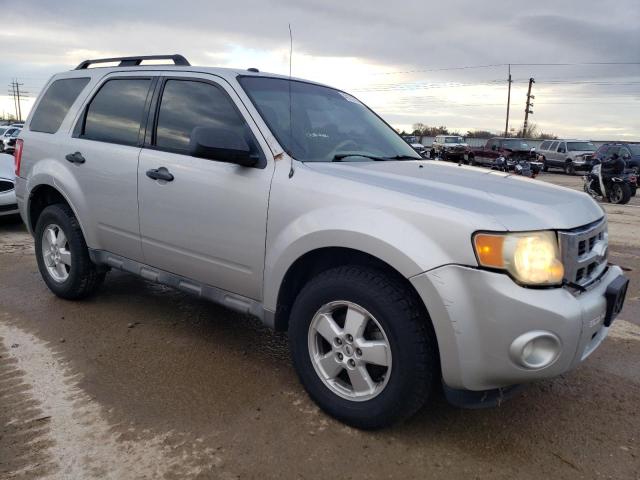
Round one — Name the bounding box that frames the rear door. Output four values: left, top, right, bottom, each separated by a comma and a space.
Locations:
546, 141, 560, 166
137, 73, 273, 300
65, 73, 155, 261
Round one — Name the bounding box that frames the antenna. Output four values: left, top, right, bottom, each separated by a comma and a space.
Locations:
288, 23, 295, 178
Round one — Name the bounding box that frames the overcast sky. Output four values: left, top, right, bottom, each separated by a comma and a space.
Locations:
1, 0, 638, 139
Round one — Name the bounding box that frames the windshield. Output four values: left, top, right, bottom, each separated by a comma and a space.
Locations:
626, 144, 640, 155
567, 141, 595, 151
501, 139, 530, 150
444, 137, 463, 144
239, 77, 420, 162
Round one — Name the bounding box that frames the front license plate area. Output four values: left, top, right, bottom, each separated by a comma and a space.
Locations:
604, 275, 629, 327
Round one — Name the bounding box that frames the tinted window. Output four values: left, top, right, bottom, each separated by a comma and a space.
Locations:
30, 78, 90, 134
155, 80, 246, 151
567, 141, 595, 151
539, 141, 551, 150
549, 141, 559, 151
557, 142, 566, 152
83, 79, 151, 145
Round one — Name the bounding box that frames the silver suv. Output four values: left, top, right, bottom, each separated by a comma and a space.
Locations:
14, 55, 628, 429
537, 139, 597, 174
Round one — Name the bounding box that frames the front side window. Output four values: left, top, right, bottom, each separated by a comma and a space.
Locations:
30, 78, 90, 133
155, 80, 248, 152
557, 142, 566, 152
83, 78, 151, 146
626, 144, 640, 155
239, 77, 419, 162
444, 137, 463, 143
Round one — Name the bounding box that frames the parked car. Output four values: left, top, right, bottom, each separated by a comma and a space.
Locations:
15, 54, 628, 429
465, 137, 536, 169
402, 135, 428, 158
592, 143, 640, 174
10, 122, 25, 128
0, 127, 20, 152
431, 135, 467, 162
4, 128, 21, 154
536, 139, 596, 175
0, 153, 18, 216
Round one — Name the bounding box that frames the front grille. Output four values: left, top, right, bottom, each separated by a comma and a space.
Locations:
558, 217, 608, 288
0, 180, 14, 193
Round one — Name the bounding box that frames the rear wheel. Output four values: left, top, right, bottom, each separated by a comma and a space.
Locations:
288, 265, 437, 429
468, 154, 476, 166
608, 182, 631, 204
35, 204, 106, 299
541, 157, 548, 172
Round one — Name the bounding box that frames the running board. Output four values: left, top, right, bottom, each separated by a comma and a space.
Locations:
88, 249, 270, 324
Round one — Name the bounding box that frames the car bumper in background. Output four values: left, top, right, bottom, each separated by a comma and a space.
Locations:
0, 188, 19, 216
410, 264, 626, 392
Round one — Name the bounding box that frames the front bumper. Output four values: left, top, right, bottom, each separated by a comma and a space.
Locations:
410, 264, 625, 391
0, 189, 18, 216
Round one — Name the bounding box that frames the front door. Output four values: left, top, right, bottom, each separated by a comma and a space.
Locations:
137, 75, 273, 300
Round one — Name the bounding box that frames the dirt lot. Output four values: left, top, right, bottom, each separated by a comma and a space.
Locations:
1, 172, 639, 479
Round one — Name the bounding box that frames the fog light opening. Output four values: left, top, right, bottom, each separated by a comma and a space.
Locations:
510, 331, 561, 370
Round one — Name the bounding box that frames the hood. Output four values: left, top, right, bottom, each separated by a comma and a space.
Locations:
306, 160, 603, 231
0, 153, 14, 180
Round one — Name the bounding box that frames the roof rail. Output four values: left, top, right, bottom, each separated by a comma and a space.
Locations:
74, 54, 190, 70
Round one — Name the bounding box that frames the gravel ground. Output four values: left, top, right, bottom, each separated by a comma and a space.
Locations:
1, 172, 639, 479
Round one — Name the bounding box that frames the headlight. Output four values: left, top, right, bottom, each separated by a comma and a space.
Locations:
573, 156, 585, 164
473, 231, 564, 286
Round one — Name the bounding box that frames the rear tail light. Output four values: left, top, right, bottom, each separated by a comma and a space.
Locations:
14, 138, 23, 177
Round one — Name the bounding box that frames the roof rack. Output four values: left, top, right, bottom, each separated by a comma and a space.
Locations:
74, 54, 190, 70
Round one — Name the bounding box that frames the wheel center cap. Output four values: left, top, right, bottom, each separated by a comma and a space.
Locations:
343, 345, 354, 357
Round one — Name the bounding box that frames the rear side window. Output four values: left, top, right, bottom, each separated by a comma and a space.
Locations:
539, 140, 551, 150
82, 78, 151, 146
549, 141, 559, 151
155, 79, 247, 152
30, 78, 90, 134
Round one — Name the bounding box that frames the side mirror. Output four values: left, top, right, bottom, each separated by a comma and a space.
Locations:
189, 126, 258, 167
491, 145, 497, 151
623, 154, 631, 160
558, 147, 565, 153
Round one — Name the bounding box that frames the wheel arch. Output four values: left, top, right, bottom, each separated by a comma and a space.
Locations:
27, 183, 87, 240
270, 246, 434, 335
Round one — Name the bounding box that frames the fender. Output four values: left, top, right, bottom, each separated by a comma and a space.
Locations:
263, 206, 458, 313
25, 159, 93, 246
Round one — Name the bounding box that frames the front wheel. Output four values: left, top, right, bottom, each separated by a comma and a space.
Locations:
564, 161, 575, 175
35, 204, 106, 299
608, 182, 631, 204
541, 157, 548, 172
289, 266, 437, 429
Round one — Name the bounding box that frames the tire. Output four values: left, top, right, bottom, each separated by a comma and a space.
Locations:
288, 265, 437, 429
631, 187, 637, 197
34, 204, 105, 299
468, 154, 476, 166
608, 182, 631, 204
430, 149, 436, 159
564, 161, 575, 175
541, 157, 548, 172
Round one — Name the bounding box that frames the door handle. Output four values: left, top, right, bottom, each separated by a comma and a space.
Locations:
146, 167, 174, 182
65, 152, 86, 164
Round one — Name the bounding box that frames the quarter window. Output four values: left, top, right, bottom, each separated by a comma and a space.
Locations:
30, 78, 90, 134
82, 78, 151, 146
155, 79, 247, 152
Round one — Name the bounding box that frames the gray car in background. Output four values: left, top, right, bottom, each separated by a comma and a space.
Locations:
537, 139, 596, 174
14, 54, 628, 429
0, 153, 18, 216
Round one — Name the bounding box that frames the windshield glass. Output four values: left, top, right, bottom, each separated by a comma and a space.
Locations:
501, 139, 530, 150
626, 144, 640, 155
444, 137, 463, 143
239, 77, 420, 162
567, 141, 595, 151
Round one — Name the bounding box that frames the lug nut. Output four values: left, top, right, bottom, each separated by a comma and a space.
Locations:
335, 337, 342, 346
337, 353, 343, 360
348, 359, 356, 367
355, 348, 362, 357
346, 334, 353, 343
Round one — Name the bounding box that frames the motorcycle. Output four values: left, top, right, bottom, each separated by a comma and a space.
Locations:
583, 160, 637, 205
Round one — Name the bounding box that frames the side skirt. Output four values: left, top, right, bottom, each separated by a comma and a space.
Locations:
88, 249, 276, 327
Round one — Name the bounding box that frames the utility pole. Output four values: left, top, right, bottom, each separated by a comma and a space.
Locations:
504, 64, 512, 137
523, 77, 535, 138
8, 80, 27, 122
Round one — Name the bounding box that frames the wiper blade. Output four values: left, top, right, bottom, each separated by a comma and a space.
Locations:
332, 153, 387, 162
332, 153, 420, 162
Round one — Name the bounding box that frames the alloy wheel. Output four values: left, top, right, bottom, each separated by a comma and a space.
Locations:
308, 301, 392, 402
42, 224, 71, 282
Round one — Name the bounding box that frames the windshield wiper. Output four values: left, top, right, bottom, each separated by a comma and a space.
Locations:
332, 153, 419, 162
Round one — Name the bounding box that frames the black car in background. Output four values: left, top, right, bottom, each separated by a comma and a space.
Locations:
592, 143, 640, 173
